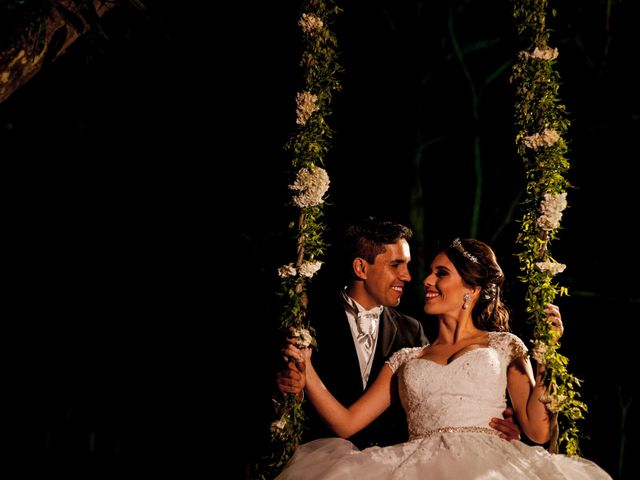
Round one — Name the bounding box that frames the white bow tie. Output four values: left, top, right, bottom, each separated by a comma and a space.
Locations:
356, 310, 380, 336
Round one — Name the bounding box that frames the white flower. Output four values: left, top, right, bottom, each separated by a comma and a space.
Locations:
289, 167, 330, 208
523, 128, 560, 149
298, 260, 323, 278
537, 192, 568, 231
536, 260, 567, 275
291, 327, 314, 348
532, 46, 559, 61
540, 393, 567, 413
519, 46, 559, 61
279, 261, 323, 279
298, 13, 324, 35
295, 91, 319, 126
278, 264, 297, 278
530, 340, 548, 364
270, 419, 287, 438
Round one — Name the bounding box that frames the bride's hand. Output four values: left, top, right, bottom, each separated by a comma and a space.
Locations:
283, 339, 312, 365
544, 304, 564, 344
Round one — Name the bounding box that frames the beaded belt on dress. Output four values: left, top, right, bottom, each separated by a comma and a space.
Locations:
411, 426, 500, 440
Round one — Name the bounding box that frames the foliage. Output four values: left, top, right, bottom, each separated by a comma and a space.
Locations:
511, 0, 587, 456
254, 1, 342, 479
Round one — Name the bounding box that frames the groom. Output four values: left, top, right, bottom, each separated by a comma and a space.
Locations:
277, 217, 520, 448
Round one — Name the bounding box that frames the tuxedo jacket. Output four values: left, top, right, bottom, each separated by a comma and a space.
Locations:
303, 292, 428, 449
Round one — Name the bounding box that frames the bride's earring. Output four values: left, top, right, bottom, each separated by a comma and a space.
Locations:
462, 293, 471, 309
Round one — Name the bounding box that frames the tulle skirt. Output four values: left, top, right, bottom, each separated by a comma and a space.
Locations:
276, 431, 612, 480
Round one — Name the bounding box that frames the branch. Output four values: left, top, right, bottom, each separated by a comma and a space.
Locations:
0, 0, 117, 105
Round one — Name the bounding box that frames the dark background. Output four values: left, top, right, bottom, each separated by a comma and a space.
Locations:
2, 1, 637, 478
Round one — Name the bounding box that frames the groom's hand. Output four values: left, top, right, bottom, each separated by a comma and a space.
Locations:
276, 360, 306, 397
490, 407, 521, 441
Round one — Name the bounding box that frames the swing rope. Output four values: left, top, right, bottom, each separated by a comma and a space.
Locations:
255, 2, 342, 479
512, 0, 586, 456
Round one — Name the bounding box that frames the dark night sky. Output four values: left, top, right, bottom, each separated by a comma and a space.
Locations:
2, 1, 638, 478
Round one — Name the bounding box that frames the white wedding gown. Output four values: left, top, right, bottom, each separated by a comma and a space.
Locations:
276, 331, 612, 479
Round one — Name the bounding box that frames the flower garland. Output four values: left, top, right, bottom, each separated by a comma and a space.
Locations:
511, 0, 587, 456
255, 2, 342, 479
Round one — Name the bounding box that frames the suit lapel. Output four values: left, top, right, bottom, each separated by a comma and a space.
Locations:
378, 308, 398, 359
315, 295, 364, 396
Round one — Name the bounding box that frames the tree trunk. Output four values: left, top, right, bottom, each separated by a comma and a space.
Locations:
0, 0, 116, 104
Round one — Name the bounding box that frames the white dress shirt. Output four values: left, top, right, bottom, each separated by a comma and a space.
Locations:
342, 291, 383, 388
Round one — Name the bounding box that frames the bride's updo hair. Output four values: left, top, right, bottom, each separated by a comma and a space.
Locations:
444, 238, 510, 332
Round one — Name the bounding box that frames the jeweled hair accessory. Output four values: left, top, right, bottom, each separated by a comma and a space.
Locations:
451, 238, 479, 264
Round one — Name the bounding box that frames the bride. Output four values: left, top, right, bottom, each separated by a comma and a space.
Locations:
276, 238, 612, 479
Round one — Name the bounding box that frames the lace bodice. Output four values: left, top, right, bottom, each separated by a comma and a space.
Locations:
386, 331, 527, 440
